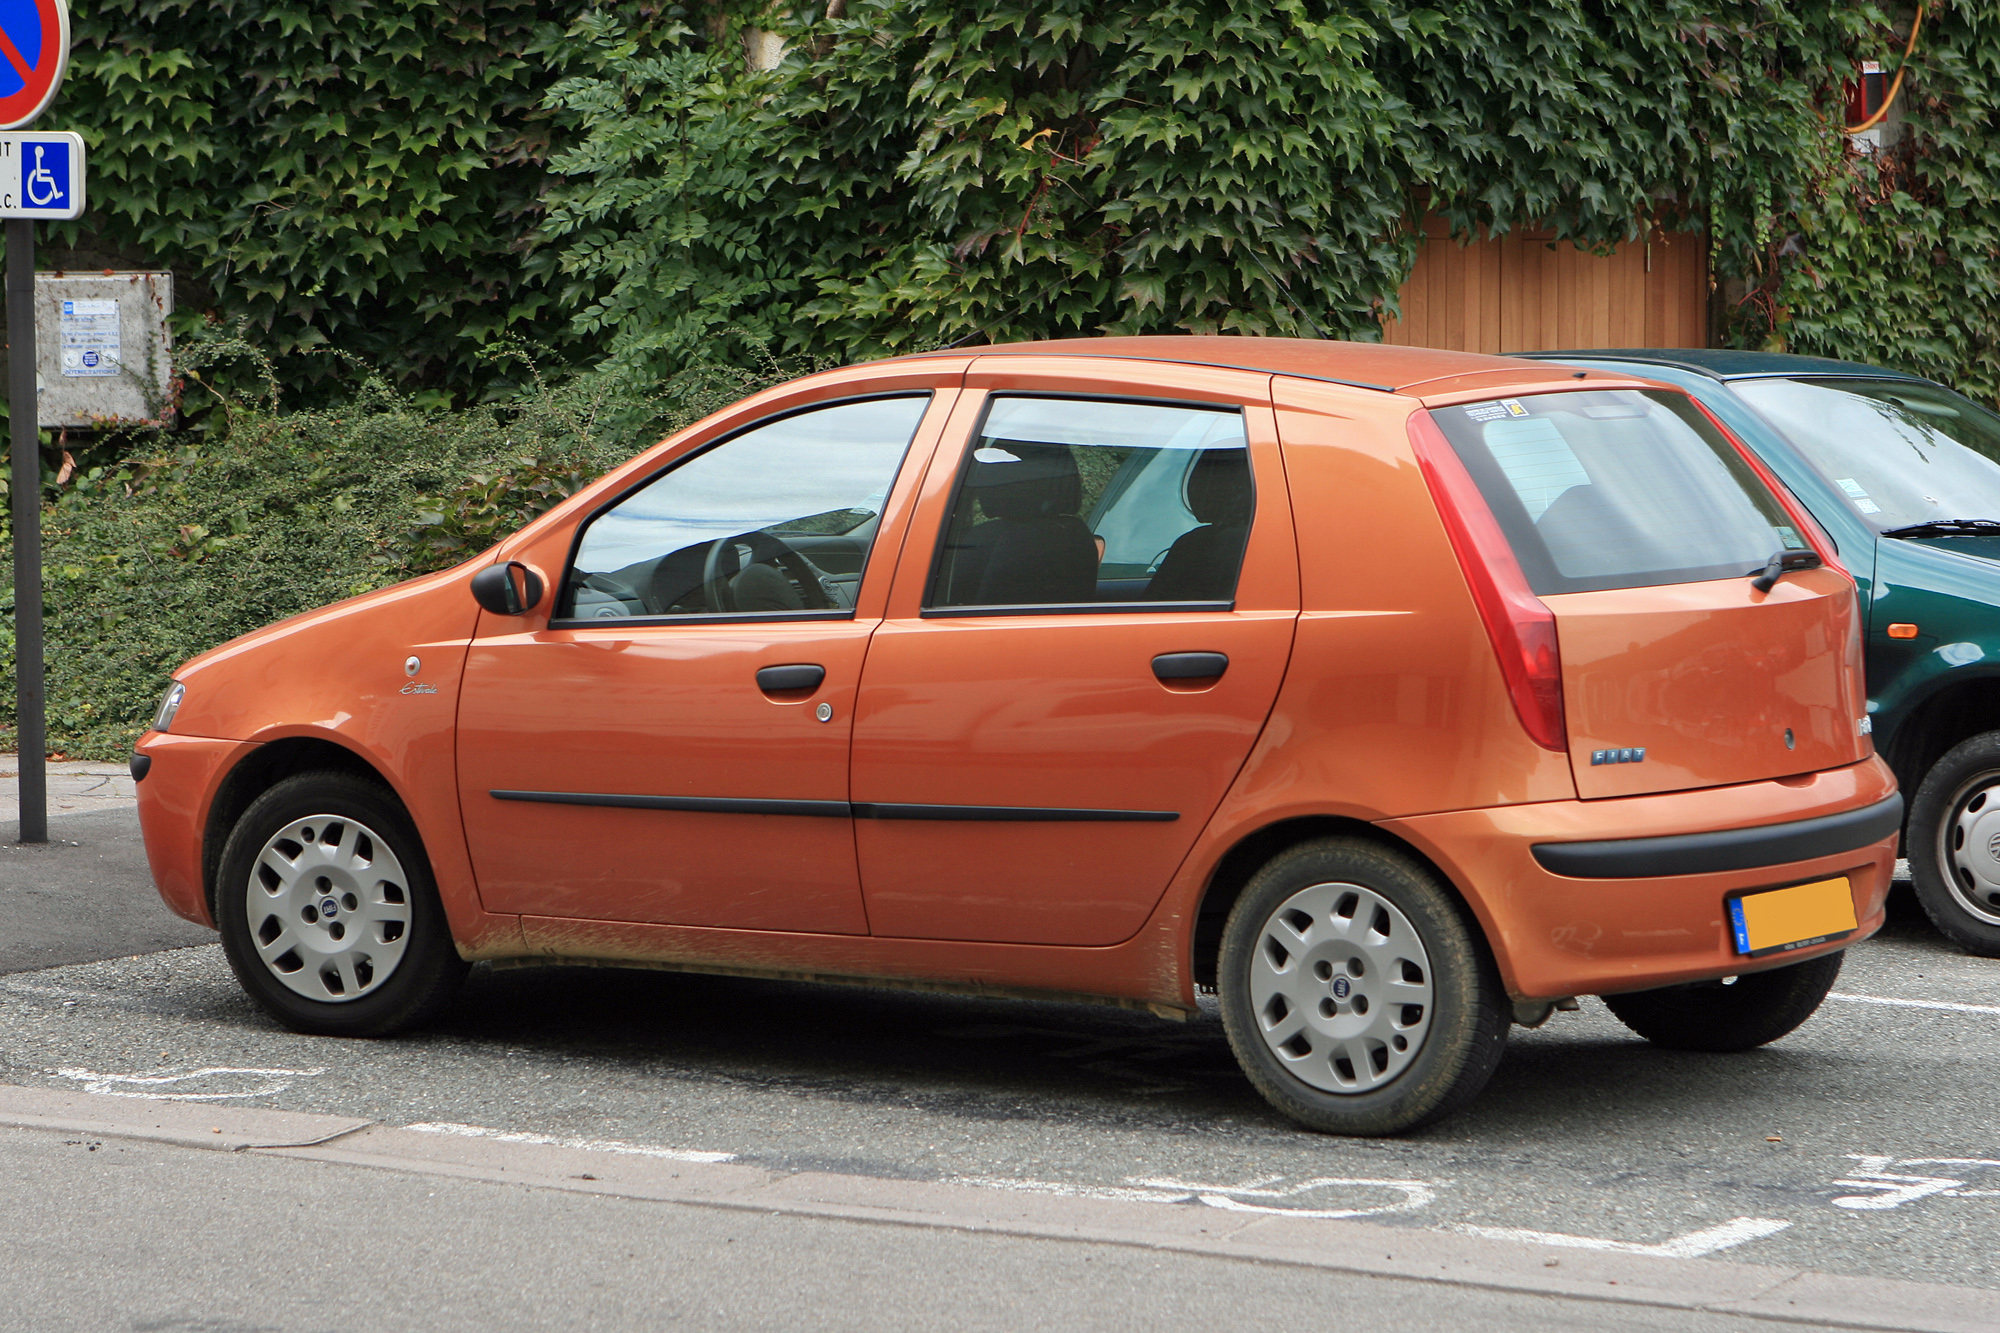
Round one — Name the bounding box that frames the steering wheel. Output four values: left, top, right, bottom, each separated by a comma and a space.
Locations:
699, 530, 836, 612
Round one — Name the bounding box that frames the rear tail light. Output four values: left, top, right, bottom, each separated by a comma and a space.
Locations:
1409, 411, 1567, 752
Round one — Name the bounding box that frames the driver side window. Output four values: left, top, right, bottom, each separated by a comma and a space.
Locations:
560, 396, 929, 621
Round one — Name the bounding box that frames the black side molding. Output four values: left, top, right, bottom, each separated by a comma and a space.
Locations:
851, 802, 1177, 823
129, 752, 151, 783
492, 790, 849, 818
491, 790, 1177, 823
1531, 792, 1904, 880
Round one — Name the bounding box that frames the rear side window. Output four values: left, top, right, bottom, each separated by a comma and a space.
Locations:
1429, 390, 1805, 594
927, 397, 1251, 610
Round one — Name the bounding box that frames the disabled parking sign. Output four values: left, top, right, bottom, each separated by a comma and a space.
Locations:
0, 0, 69, 130
0, 129, 80, 217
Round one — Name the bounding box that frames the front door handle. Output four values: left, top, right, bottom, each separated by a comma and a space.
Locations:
1152, 652, 1228, 682
756, 663, 826, 693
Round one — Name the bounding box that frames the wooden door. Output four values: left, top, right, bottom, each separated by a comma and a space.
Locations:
1382, 217, 1708, 353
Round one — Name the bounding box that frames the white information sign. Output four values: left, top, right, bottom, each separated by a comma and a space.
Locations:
58, 296, 117, 376
0, 131, 83, 218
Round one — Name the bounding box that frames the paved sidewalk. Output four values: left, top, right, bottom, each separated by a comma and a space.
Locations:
0, 755, 137, 823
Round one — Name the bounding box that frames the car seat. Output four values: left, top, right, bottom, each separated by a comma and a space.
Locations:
941, 442, 1098, 605
1145, 448, 1252, 601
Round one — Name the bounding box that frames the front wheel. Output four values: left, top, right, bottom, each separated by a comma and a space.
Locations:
1602, 951, 1842, 1052
1217, 838, 1509, 1136
216, 771, 468, 1037
1908, 731, 2000, 957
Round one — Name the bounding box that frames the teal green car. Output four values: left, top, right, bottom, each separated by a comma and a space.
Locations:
1525, 349, 2000, 957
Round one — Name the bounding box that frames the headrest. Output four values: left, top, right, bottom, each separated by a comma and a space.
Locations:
965, 440, 1083, 520
1184, 448, 1252, 526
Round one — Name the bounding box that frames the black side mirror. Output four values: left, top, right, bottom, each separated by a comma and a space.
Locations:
471, 561, 545, 616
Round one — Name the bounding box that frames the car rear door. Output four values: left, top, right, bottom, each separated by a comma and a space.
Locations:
849, 359, 1298, 946
1424, 389, 1870, 799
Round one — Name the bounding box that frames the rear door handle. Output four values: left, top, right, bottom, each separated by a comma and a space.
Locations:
1152, 652, 1228, 682
756, 663, 825, 693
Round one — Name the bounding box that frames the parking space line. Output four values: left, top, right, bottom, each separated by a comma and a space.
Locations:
48, 1065, 326, 1101
404, 1120, 737, 1164
1452, 1217, 1791, 1259
1829, 993, 2000, 1017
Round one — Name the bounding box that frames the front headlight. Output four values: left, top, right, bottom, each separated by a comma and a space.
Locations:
153, 681, 186, 733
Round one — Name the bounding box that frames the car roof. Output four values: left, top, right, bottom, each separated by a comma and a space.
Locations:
1514, 347, 1934, 384
892, 336, 1619, 395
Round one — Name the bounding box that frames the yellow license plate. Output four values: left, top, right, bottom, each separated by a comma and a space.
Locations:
1728, 877, 1858, 957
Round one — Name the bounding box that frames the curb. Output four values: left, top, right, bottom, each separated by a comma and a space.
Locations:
1, 1083, 1992, 1331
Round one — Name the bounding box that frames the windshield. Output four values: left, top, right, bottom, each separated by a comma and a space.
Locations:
1731, 377, 2000, 533
1429, 389, 1805, 595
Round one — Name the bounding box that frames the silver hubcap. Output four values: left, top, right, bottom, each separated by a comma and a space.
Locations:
1249, 882, 1434, 1094
243, 814, 413, 1003
1940, 771, 2000, 927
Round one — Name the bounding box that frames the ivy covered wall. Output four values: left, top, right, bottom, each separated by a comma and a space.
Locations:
1760, 3, 2000, 405
39, 3, 2000, 404
48, 0, 584, 396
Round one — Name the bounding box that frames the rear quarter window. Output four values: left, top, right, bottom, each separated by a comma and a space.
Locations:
1429, 390, 1805, 594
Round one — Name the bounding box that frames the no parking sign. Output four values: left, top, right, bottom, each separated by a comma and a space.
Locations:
0, 0, 69, 130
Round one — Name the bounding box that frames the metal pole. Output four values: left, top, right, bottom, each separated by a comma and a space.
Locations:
8, 217, 43, 843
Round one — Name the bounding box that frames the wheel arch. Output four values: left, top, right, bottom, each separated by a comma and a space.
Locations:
202, 736, 402, 922
1189, 815, 1481, 990
1881, 673, 2000, 818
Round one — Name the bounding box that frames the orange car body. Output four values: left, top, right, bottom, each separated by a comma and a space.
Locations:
135, 339, 1897, 1014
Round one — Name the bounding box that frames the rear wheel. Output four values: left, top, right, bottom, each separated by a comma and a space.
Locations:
216, 771, 468, 1037
1908, 732, 2000, 957
1218, 838, 1508, 1135
1602, 951, 1842, 1052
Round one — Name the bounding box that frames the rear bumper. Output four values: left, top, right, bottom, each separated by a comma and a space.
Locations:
1381, 757, 1899, 999
1531, 793, 1903, 878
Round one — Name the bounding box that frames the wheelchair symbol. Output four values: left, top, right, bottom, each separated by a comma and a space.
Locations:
24, 147, 61, 208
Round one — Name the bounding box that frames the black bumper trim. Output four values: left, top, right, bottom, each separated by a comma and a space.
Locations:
1531, 792, 1904, 879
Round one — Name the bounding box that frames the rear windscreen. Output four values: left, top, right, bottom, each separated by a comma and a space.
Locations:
1429, 390, 1805, 595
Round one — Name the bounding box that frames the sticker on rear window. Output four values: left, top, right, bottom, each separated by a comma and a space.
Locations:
1500, 399, 1530, 417
1836, 477, 1869, 498
1855, 498, 1882, 514
1463, 403, 1509, 422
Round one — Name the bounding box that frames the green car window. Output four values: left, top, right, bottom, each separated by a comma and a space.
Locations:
1733, 377, 2000, 532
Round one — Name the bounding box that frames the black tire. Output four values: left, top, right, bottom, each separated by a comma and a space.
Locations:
1217, 837, 1509, 1135
216, 770, 468, 1037
1907, 731, 2000, 957
1602, 951, 1842, 1052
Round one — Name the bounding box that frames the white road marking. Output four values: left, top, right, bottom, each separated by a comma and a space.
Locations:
1451, 1217, 1790, 1259
1831, 1154, 2000, 1210
949, 1176, 1191, 1204
403, 1121, 736, 1164
950, 1172, 1438, 1220
1130, 1174, 1436, 1219
1829, 992, 2000, 1016
49, 1065, 326, 1101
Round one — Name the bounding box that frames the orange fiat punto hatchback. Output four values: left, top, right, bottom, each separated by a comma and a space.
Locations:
134, 338, 1901, 1134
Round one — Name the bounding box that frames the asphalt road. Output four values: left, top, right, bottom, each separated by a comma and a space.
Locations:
4, 806, 1999, 1322
0, 807, 212, 972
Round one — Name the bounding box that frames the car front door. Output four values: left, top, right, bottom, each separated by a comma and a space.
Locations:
455, 387, 952, 932
850, 359, 1299, 946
